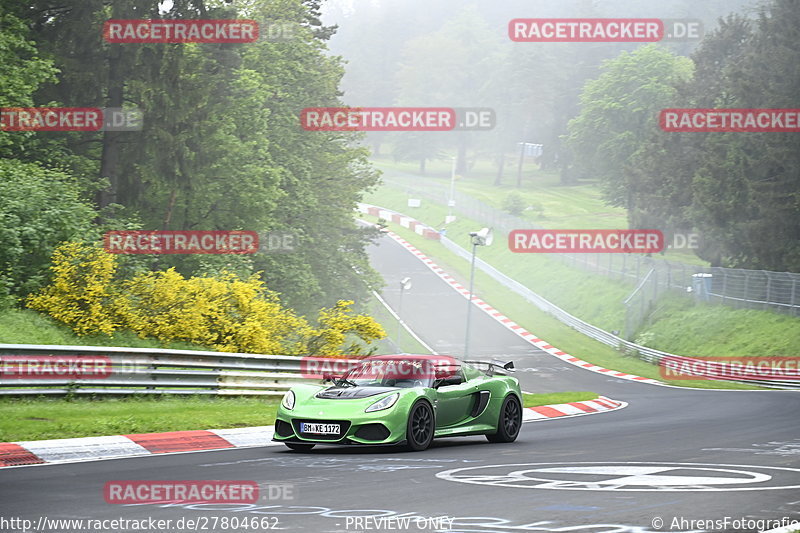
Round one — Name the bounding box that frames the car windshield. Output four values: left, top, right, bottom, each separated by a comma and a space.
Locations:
341, 359, 436, 388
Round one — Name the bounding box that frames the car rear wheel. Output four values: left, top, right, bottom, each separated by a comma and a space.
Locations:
284, 442, 315, 452
405, 400, 434, 451
487, 394, 522, 443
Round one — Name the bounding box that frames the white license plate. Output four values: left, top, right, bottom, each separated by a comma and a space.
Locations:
300, 422, 340, 435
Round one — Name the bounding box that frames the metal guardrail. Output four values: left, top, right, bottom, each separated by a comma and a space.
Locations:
0, 344, 318, 396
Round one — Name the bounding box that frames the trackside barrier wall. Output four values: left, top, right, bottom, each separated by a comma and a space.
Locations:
0, 344, 320, 396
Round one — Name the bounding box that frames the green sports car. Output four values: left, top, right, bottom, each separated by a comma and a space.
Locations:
273, 354, 522, 451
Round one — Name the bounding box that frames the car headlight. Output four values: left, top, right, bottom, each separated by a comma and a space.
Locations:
365, 392, 399, 413
281, 390, 295, 410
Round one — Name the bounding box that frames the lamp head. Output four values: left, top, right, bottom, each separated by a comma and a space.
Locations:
470, 227, 493, 246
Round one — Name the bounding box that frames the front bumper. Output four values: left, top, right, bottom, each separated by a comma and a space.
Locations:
272, 412, 407, 446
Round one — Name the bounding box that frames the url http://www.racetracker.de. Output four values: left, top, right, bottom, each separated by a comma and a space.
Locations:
0, 515, 282, 532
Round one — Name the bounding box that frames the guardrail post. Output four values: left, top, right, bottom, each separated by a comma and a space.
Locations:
742, 273, 749, 309
624, 303, 632, 340
721, 270, 727, 305
622, 254, 627, 281
765, 272, 771, 311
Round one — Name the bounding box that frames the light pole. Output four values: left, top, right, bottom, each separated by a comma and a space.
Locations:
396, 277, 412, 352
464, 228, 493, 358
448, 156, 456, 218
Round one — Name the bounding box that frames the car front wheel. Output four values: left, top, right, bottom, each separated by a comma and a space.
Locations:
487, 394, 522, 443
405, 400, 434, 451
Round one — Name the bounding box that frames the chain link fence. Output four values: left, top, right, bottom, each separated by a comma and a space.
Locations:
383, 177, 800, 333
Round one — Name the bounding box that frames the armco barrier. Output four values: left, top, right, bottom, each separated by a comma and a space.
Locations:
360, 203, 800, 390
0, 344, 318, 396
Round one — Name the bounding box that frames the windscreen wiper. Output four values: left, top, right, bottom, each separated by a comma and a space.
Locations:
336, 377, 358, 387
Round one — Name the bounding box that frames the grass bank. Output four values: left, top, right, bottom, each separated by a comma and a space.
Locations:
0, 396, 280, 441
522, 392, 598, 407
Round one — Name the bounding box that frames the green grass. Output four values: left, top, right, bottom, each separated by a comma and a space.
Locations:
373, 156, 706, 265
0, 307, 204, 350
362, 213, 763, 390
638, 294, 800, 358
0, 396, 280, 442
522, 391, 598, 407
374, 157, 627, 230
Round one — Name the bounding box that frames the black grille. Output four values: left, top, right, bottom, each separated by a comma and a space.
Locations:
275, 419, 294, 437
292, 419, 351, 441
354, 423, 390, 441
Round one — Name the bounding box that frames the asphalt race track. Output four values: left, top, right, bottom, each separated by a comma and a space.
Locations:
1, 233, 799, 533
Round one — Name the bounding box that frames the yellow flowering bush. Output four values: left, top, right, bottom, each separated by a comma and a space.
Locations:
27, 242, 386, 355
301, 300, 386, 357
118, 268, 311, 354
26, 242, 121, 336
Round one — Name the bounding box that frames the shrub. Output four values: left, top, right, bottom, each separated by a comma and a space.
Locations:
28, 243, 386, 355
118, 268, 310, 354
0, 160, 96, 302
502, 191, 527, 216
26, 242, 121, 336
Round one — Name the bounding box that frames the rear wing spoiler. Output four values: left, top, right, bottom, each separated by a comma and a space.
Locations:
464, 359, 515, 376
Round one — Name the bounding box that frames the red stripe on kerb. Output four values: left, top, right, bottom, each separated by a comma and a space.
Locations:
125, 430, 234, 453
531, 406, 567, 418
0, 443, 45, 467
593, 398, 617, 408
567, 402, 597, 413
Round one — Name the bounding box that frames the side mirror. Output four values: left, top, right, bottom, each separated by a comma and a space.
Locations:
322, 372, 335, 383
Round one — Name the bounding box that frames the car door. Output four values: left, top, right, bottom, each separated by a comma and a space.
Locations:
433, 369, 477, 427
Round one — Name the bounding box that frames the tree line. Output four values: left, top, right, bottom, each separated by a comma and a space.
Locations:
329, 0, 798, 271
0, 0, 381, 317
